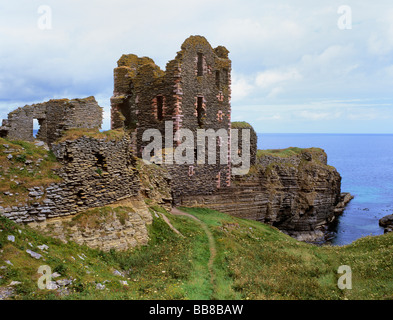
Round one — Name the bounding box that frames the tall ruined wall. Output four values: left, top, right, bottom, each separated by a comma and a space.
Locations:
0, 96, 102, 146
178, 148, 342, 242
0, 134, 140, 224
167, 36, 232, 198
231, 121, 257, 167
111, 35, 233, 201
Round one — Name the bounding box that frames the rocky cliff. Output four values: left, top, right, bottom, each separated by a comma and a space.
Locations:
178, 147, 345, 243
0, 131, 347, 248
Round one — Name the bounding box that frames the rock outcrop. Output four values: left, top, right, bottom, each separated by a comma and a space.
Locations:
31, 197, 153, 252
178, 147, 345, 243
379, 214, 393, 233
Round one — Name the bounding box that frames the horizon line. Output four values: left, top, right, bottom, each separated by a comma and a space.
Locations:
257, 132, 393, 135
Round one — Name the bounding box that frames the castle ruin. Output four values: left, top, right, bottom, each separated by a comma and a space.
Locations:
0, 96, 102, 146
0, 35, 343, 247
110, 35, 256, 203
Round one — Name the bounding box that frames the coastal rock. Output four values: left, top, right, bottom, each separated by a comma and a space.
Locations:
379, 214, 393, 233
178, 148, 344, 243
334, 192, 354, 215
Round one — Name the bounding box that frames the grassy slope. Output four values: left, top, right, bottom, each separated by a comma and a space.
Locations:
0, 205, 392, 300
0, 138, 61, 207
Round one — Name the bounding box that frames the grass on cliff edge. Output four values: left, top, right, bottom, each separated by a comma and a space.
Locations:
257, 147, 323, 158
0, 138, 61, 207
0, 206, 392, 300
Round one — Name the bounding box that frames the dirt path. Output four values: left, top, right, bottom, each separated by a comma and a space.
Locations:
170, 207, 217, 288
156, 210, 184, 238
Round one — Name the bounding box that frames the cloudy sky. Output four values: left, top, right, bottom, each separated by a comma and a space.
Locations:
1, 0, 393, 133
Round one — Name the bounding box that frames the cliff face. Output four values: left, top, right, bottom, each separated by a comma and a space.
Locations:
31, 197, 153, 252
0, 132, 173, 252
178, 148, 342, 243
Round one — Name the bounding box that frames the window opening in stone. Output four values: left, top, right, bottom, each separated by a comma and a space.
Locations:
157, 96, 164, 121
197, 53, 203, 76
197, 97, 204, 128
223, 68, 229, 84
34, 118, 46, 142
215, 70, 220, 88
33, 119, 39, 138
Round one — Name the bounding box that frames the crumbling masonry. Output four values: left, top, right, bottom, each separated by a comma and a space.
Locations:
0, 96, 102, 146
111, 36, 256, 203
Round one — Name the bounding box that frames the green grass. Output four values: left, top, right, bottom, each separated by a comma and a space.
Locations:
0, 206, 392, 300
257, 147, 323, 158
0, 138, 61, 206
231, 121, 254, 129
56, 128, 126, 143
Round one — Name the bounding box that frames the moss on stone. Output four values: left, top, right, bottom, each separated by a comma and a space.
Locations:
257, 147, 324, 158
181, 35, 213, 51
231, 121, 254, 129
57, 128, 126, 143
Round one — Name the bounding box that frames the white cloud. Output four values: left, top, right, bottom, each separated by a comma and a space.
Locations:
267, 87, 284, 99
297, 110, 342, 121
231, 73, 254, 101
255, 68, 301, 89
256, 114, 282, 121
367, 9, 393, 56
1, 1, 393, 132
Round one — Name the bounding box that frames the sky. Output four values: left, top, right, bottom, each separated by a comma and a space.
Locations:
1, 0, 393, 133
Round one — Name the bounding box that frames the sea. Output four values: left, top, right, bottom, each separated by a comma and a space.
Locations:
258, 133, 393, 246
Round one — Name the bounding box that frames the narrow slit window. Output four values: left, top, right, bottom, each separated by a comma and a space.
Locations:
197, 97, 204, 128
33, 119, 39, 138
215, 70, 220, 88
157, 96, 164, 121
197, 53, 203, 76
223, 68, 229, 84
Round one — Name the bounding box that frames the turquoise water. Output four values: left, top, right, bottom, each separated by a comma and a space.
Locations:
258, 133, 393, 246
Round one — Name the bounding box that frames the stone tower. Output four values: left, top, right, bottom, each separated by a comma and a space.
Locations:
110, 35, 232, 202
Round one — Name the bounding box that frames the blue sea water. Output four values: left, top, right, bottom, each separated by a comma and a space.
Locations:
257, 133, 393, 246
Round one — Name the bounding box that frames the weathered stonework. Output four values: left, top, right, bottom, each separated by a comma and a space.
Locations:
0, 134, 140, 224
178, 148, 343, 243
110, 36, 238, 202
0, 97, 102, 146
231, 121, 258, 167
30, 197, 153, 252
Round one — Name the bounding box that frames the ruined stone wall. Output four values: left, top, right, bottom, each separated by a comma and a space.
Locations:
0, 135, 140, 224
231, 121, 258, 168
110, 36, 233, 202
168, 36, 232, 199
0, 97, 102, 146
